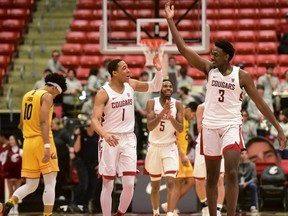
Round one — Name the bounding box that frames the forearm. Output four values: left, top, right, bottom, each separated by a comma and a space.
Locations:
147, 113, 165, 131
169, 116, 183, 133
40, 122, 50, 144
147, 70, 163, 92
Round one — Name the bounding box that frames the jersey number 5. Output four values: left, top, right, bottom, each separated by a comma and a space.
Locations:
23, 103, 33, 120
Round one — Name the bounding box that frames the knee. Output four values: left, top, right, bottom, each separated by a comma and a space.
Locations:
166, 177, 175, 190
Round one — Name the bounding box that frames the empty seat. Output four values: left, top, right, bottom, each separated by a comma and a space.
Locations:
258, 8, 278, 19
216, 19, 236, 31
13, 0, 32, 9
258, 30, 277, 42
211, 31, 235, 42
216, 8, 236, 19
234, 55, 256, 67
70, 20, 90, 31
234, 42, 256, 55
1, 19, 26, 32
235, 30, 256, 42
187, 67, 206, 80
61, 43, 83, 55
258, 19, 277, 30
77, 0, 101, 9
256, 67, 268, 78
109, 19, 135, 31
73, 9, 97, 20
0, 9, 7, 19
59, 55, 80, 68
130, 68, 142, 79
279, 55, 288, 67
122, 55, 145, 68
82, 44, 100, 55
76, 67, 90, 79
237, 0, 257, 8
66, 31, 87, 43
257, 42, 278, 54
237, 19, 257, 30
0, 0, 13, 8
256, 55, 278, 67
86, 32, 100, 43
89, 20, 102, 31
80, 55, 100, 68
237, 8, 257, 19
0, 44, 15, 56
279, 0, 288, 7
0, 32, 21, 46
257, 0, 277, 8
0, 55, 11, 69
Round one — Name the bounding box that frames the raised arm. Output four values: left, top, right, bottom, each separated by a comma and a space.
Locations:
165, 0, 211, 74
129, 54, 163, 92
241, 70, 287, 150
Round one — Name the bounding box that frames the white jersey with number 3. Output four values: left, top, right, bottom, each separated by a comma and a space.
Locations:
102, 83, 135, 133
203, 66, 243, 128
148, 97, 177, 144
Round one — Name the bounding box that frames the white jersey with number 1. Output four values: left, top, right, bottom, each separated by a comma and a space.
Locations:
102, 83, 135, 133
148, 97, 177, 144
203, 66, 243, 129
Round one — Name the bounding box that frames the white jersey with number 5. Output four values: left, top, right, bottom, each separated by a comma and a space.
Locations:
203, 66, 243, 129
148, 97, 177, 144
102, 83, 135, 133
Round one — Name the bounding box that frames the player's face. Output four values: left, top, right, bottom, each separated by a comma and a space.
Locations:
161, 81, 173, 97
184, 107, 195, 121
115, 61, 130, 82
247, 141, 279, 165
211, 47, 228, 68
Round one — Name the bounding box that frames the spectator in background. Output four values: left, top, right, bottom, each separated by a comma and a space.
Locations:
51, 117, 71, 201
81, 91, 97, 117
276, 70, 288, 110
0, 132, 10, 203
70, 119, 101, 213
276, 12, 288, 54
99, 58, 112, 81
134, 71, 153, 159
2, 135, 23, 215
247, 84, 273, 136
34, 68, 53, 89
237, 150, 258, 213
178, 86, 195, 106
177, 66, 193, 91
85, 67, 103, 97
241, 110, 257, 145
257, 65, 279, 104
168, 56, 181, 93
63, 68, 83, 117
46, 50, 66, 74
144, 65, 157, 81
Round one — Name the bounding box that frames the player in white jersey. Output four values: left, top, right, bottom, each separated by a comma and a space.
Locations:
193, 103, 225, 216
145, 79, 183, 216
165, 2, 287, 216
91, 55, 163, 216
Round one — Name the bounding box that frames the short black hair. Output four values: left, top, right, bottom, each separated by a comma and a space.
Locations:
140, 71, 149, 77
246, 136, 276, 153
179, 86, 189, 95
266, 64, 274, 70
108, 59, 123, 76
215, 40, 235, 61
45, 73, 67, 93
186, 101, 199, 112
163, 78, 173, 85
89, 67, 99, 76
256, 84, 265, 90
43, 68, 53, 74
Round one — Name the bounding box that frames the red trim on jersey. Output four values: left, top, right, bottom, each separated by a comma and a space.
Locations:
103, 175, 116, 180
205, 155, 222, 160
194, 177, 206, 180
164, 170, 177, 175
149, 173, 162, 178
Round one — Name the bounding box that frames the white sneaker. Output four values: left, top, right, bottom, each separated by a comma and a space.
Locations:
250, 206, 258, 213
202, 206, 209, 216
217, 210, 221, 216
161, 202, 168, 213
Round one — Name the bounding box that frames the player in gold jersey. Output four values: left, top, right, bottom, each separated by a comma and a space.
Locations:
161, 101, 199, 214
0, 73, 67, 216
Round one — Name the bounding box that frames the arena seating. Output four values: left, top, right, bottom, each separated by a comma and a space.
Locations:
59, 0, 288, 85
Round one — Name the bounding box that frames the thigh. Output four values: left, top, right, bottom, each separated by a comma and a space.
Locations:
162, 144, 179, 176
145, 145, 162, 176
221, 125, 245, 153
202, 127, 222, 157
193, 144, 207, 178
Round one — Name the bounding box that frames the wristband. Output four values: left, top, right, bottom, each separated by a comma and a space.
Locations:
44, 143, 51, 148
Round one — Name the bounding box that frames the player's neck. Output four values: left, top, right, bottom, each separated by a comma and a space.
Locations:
218, 63, 233, 76
109, 80, 125, 93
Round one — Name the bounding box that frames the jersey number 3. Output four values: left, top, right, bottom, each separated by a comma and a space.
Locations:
218, 89, 225, 102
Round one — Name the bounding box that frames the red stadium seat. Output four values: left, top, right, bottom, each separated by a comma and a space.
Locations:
258, 8, 278, 19
109, 19, 134, 31
279, 55, 288, 67
237, 19, 257, 30
256, 67, 268, 78
80, 55, 100, 68
237, 8, 257, 19
0, 55, 11, 68
243, 66, 257, 78
278, 0, 288, 7
86, 32, 100, 43
175, 55, 189, 66
258, 19, 277, 30
234, 42, 256, 55
13, 0, 32, 9
216, 19, 237, 31
216, 8, 237, 19
130, 68, 142, 79
1, 19, 26, 32
7, 8, 30, 20
256, 55, 278, 67
0, 9, 7, 19
82, 44, 100, 55
258, 0, 277, 8
122, 55, 146, 68
73, 9, 96, 20
237, 0, 257, 8
210, 31, 235, 42
77, 0, 101, 9
66, 31, 87, 43
0, 32, 21, 46
136, 9, 154, 18
233, 55, 256, 67
70, 20, 90, 31
187, 67, 206, 80
0, 44, 15, 56
0, 0, 13, 9
76, 67, 90, 79
278, 67, 288, 79
61, 43, 83, 55
258, 30, 277, 42
257, 42, 278, 54
59, 55, 80, 68
89, 20, 102, 31
235, 30, 257, 42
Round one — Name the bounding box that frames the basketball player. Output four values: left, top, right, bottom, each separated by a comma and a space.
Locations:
161, 101, 198, 214
91, 55, 163, 216
165, 1, 287, 216
0, 73, 67, 216
194, 103, 225, 216
145, 79, 183, 216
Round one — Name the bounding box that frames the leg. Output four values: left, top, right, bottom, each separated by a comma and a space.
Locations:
165, 176, 176, 213
6, 179, 14, 198
223, 151, 240, 216
42, 172, 58, 215
205, 158, 221, 216
150, 180, 161, 213
100, 177, 114, 216
178, 177, 194, 198
117, 175, 135, 213
247, 182, 258, 209
217, 173, 225, 211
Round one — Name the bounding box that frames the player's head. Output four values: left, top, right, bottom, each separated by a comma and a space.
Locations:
184, 101, 199, 120
45, 73, 67, 96
160, 79, 173, 99
246, 136, 281, 166
214, 40, 235, 62
107, 59, 124, 77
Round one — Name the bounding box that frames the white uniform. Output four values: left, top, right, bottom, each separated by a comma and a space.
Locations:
201, 66, 245, 158
145, 97, 179, 180
99, 83, 137, 177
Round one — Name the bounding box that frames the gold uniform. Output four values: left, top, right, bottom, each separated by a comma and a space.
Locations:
176, 117, 193, 178
21, 89, 58, 178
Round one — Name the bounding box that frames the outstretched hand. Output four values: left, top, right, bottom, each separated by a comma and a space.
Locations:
153, 54, 162, 71
165, 0, 174, 19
